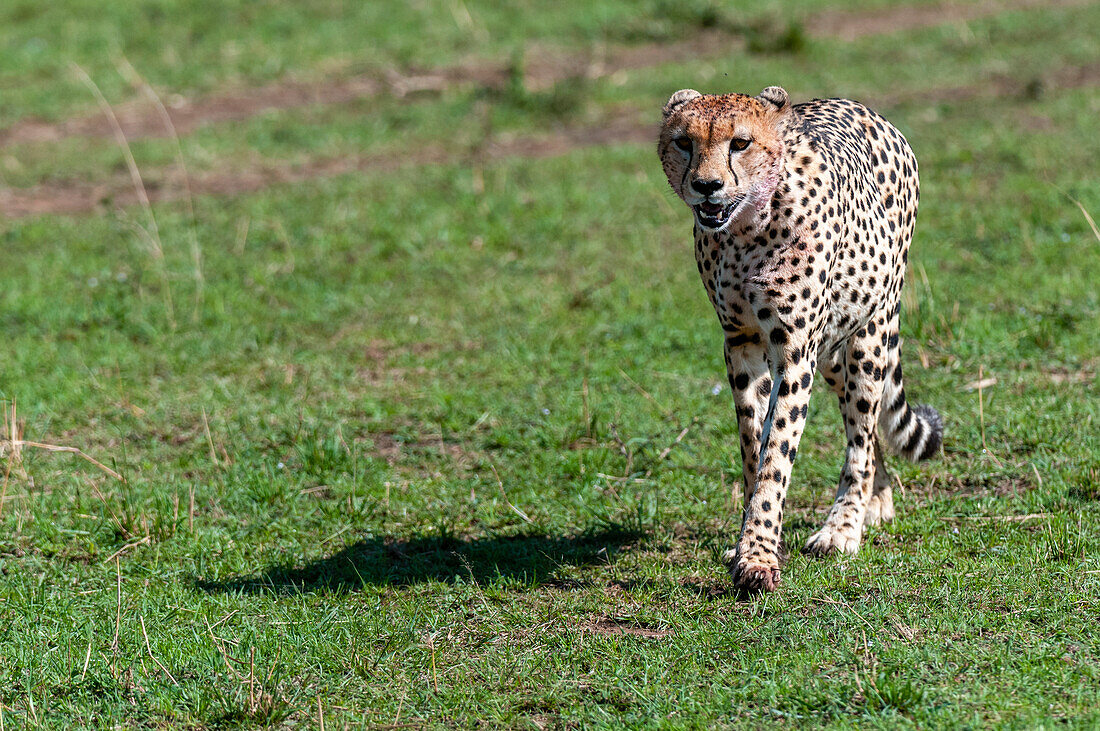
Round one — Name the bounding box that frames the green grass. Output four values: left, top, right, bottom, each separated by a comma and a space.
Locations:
0, 0, 901, 127
2, 0, 1100, 728
4, 1, 1099, 191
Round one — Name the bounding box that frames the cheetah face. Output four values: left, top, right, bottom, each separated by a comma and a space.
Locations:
658, 87, 790, 232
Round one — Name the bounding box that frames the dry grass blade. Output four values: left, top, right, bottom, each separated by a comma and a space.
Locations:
643, 419, 696, 478
963, 376, 997, 392
79, 640, 93, 682
1048, 182, 1100, 243
656, 421, 694, 463
1, 401, 125, 521
102, 536, 151, 564
140, 615, 179, 685
955, 513, 1051, 521
0, 400, 29, 490
116, 55, 206, 322
201, 406, 220, 467
1069, 197, 1100, 243
12, 440, 124, 481
488, 461, 533, 524
618, 368, 674, 421
811, 595, 876, 632
70, 63, 161, 250
112, 557, 122, 653
0, 414, 13, 518
71, 62, 175, 326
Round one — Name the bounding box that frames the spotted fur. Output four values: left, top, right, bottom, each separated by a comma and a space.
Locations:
659, 86, 943, 592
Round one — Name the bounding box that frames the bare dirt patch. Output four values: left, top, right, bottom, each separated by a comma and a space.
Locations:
0, 113, 653, 217
809, 0, 1080, 42
680, 576, 734, 600
908, 468, 1039, 503
0, 0, 1084, 151
583, 616, 674, 638
0, 39, 692, 149
0, 69, 502, 149
2, 58, 1097, 219
877, 61, 1100, 108
1044, 366, 1097, 386
367, 430, 481, 476
355, 338, 443, 389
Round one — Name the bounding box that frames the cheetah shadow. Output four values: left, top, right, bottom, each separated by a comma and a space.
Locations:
191, 528, 642, 595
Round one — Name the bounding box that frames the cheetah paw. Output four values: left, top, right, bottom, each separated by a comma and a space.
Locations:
723, 549, 782, 592
802, 527, 862, 557
864, 491, 895, 527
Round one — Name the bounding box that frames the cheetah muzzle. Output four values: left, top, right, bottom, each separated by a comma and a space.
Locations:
694, 195, 747, 230
659, 85, 943, 592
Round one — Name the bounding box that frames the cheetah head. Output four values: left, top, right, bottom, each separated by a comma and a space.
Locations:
658, 86, 790, 232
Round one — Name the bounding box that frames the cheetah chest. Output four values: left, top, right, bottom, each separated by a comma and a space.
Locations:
694, 227, 829, 346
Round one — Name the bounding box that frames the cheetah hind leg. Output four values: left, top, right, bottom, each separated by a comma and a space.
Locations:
805, 443, 893, 555
863, 439, 895, 528
815, 350, 893, 530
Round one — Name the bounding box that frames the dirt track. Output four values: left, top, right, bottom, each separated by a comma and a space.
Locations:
0, 116, 654, 217
0, 0, 1083, 149
0, 0, 1093, 219
807, 0, 1075, 40
2, 59, 1097, 220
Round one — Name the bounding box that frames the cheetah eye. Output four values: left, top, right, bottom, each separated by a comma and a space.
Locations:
673, 136, 692, 152
730, 138, 752, 152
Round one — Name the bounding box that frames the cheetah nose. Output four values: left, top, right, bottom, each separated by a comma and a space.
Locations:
691, 178, 723, 195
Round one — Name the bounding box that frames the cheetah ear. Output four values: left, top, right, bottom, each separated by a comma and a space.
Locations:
663, 89, 702, 119
756, 86, 790, 111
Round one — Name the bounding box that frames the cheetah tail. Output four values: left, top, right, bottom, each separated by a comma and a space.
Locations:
878, 357, 943, 462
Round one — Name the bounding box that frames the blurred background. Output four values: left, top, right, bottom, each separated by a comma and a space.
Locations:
0, 0, 1098, 727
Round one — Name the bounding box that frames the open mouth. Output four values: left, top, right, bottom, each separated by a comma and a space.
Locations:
693, 198, 742, 229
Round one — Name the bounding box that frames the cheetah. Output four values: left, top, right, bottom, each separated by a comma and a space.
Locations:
658, 86, 943, 592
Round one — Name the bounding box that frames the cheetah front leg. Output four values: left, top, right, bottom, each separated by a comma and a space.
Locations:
804, 320, 890, 556
728, 341, 818, 591
723, 339, 771, 510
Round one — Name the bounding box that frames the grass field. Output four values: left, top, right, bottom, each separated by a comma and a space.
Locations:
1, 0, 1099, 727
